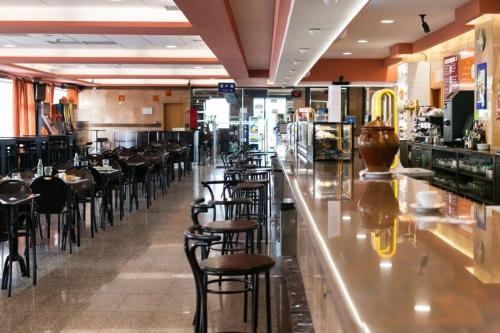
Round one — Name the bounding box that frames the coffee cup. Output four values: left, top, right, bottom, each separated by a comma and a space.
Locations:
416, 191, 440, 207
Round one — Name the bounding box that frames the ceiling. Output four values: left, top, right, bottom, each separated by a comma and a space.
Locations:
322, 0, 471, 59
0, 0, 187, 22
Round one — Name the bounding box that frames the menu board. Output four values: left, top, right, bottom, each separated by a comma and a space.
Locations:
443, 55, 459, 97
459, 56, 475, 84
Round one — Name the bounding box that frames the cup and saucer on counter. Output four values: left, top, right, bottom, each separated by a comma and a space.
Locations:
410, 191, 445, 212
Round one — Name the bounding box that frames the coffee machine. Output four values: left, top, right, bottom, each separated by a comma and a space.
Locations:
443, 91, 474, 144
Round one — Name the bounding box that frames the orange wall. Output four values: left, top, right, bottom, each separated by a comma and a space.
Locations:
303, 59, 395, 83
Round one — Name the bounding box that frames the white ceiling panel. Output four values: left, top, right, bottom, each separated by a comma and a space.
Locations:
322, 0, 470, 59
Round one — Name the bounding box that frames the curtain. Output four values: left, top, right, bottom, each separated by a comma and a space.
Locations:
45, 84, 56, 120
67, 87, 79, 105
12, 78, 36, 136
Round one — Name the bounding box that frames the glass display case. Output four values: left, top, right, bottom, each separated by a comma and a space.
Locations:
310, 122, 353, 161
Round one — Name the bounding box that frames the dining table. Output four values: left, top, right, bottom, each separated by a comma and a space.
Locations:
0, 191, 39, 296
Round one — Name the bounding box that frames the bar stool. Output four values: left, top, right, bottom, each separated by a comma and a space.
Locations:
184, 226, 274, 333
230, 182, 267, 252
191, 198, 258, 254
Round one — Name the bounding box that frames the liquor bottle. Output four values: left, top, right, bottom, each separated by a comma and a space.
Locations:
73, 153, 80, 167
37, 159, 43, 176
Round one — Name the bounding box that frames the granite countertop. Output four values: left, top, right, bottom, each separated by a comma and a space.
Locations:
280, 151, 500, 333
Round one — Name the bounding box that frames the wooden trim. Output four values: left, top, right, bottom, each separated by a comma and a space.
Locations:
88, 123, 162, 128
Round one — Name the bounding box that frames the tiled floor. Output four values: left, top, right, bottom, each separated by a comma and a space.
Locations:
0, 166, 284, 332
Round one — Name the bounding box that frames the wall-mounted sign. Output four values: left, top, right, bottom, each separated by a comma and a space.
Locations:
118, 95, 125, 102
218, 82, 235, 94
152, 95, 159, 102
476, 62, 487, 110
443, 55, 459, 97
142, 107, 153, 115
291, 89, 301, 98
459, 55, 475, 84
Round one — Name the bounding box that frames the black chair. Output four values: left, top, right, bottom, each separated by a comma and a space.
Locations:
52, 160, 73, 172
65, 166, 98, 243
30, 176, 68, 240
0, 180, 37, 296
7, 168, 35, 180
86, 154, 103, 167
126, 154, 152, 211
184, 226, 274, 333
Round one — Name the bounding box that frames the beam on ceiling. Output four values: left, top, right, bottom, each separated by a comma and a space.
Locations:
174, 0, 249, 82
269, 0, 292, 82
0, 57, 220, 65
0, 21, 195, 35
61, 74, 230, 79
0, 64, 92, 86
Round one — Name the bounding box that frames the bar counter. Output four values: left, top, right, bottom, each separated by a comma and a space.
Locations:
279, 151, 500, 332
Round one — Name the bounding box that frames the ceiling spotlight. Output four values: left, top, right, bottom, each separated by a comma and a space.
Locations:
293, 60, 302, 65
342, 51, 352, 55
380, 19, 394, 24
299, 48, 309, 54
419, 14, 430, 33
308, 28, 321, 36
165, 45, 177, 48
357, 40, 368, 44
3, 44, 16, 47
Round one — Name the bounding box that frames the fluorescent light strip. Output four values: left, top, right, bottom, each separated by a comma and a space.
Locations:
294, 0, 369, 86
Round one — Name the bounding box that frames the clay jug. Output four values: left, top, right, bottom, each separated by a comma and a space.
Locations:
358, 117, 399, 172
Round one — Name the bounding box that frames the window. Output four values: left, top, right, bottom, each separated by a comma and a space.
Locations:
205, 98, 230, 129
53, 87, 67, 104
0, 78, 13, 136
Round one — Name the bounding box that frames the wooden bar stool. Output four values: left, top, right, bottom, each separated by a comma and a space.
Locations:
184, 226, 275, 333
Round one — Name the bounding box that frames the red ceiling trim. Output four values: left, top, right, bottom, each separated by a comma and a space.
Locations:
269, 0, 292, 82
0, 21, 195, 35
302, 58, 392, 83
174, 0, 249, 82
0, 57, 220, 65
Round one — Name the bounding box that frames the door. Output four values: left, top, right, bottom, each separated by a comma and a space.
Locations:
163, 103, 185, 130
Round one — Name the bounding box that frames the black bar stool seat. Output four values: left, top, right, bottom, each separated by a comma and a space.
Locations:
199, 253, 274, 276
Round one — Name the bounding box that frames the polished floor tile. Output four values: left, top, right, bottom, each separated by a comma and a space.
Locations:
0, 166, 282, 332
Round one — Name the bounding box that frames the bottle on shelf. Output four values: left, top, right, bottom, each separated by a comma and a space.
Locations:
73, 153, 80, 167
37, 159, 43, 176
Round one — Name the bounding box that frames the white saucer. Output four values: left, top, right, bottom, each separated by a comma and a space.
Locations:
410, 202, 445, 212
359, 169, 393, 179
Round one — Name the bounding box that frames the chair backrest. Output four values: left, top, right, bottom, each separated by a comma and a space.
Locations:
65, 166, 94, 198
7, 168, 35, 180
88, 167, 105, 192
87, 154, 103, 167
0, 180, 33, 241
30, 176, 68, 214
126, 154, 150, 181
190, 198, 214, 226
52, 160, 73, 172
184, 225, 220, 303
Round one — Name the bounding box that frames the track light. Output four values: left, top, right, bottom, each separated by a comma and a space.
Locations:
419, 14, 430, 33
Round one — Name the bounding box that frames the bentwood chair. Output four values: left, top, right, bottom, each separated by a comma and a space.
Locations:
184, 226, 274, 333
7, 168, 35, 180
52, 160, 73, 173
30, 176, 68, 240
126, 154, 152, 211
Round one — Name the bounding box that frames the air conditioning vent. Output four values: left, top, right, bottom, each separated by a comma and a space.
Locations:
47, 40, 80, 45
164, 5, 179, 11
82, 41, 118, 45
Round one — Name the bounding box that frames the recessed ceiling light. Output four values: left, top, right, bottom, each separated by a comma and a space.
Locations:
308, 28, 321, 36
357, 40, 368, 43
107, 0, 124, 2
342, 52, 352, 55
381, 19, 395, 24
293, 60, 302, 65
165, 45, 177, 48
414, 304, 431, 313
299, 48, 309, 54
194, 66, 203, 69
285, 76, 291, 80
289, 69, 297, 73
3, 44, 16, 48
78, 65, 86, 69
